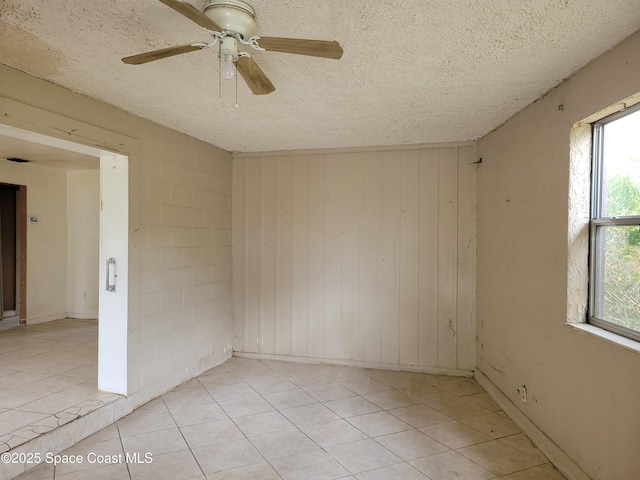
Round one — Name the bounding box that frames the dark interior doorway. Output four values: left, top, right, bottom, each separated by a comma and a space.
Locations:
0, 183, 26, 324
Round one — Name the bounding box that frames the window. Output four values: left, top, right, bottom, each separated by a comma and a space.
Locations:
590, 106, 640, 341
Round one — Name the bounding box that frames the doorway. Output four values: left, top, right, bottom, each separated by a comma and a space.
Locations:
0, 122, 130, 395
0, 184, 16, 318
0, 182, 26, 326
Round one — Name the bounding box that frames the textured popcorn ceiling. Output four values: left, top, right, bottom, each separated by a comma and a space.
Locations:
1, 0, 639, 153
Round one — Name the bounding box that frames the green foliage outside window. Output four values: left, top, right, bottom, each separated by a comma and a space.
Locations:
602, 173, 640, 331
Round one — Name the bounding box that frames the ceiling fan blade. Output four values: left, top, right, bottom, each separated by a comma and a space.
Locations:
122, 44, 205, 65
236, 56, 275, 95
158, 0, 222, 31
256, 37, 343, 59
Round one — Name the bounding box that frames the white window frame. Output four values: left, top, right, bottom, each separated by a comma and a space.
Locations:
589, 105, 640, 342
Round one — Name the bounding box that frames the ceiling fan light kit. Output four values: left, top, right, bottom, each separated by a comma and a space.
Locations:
122, 0, 343, 96
219, 36, 239, 79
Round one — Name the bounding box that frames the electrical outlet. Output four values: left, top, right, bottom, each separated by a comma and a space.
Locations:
518, 385, 528, 403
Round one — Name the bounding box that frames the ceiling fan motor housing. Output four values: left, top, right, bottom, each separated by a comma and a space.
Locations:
203, 0, 256, 38
219, 36, 239, 61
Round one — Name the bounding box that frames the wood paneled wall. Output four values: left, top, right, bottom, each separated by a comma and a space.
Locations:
233, 145, 476, 373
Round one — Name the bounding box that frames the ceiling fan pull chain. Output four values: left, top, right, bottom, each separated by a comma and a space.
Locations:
235, 70, 239, 109
218, 56, 222, 99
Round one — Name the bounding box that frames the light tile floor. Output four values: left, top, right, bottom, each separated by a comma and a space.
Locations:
0, 319, 121, 455
0, 315, 21, 333
15, 355, 566, 480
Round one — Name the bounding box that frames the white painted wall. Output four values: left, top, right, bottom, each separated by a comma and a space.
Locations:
233, 146, 476, 374
0, 160, 68, 323
0, 64, 233, 405
67, 169, 99, 319
477, 30, 640, 480
135, 128, 233, 402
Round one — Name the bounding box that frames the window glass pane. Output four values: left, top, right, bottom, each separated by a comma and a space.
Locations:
594, 225, 640, 332
601, 109, 640, 217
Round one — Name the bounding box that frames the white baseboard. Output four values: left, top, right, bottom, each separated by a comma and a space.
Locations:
67, 313, 98, 319
26, 313, 68, 325
233, 351, 474, 378
474, 369, 591, 480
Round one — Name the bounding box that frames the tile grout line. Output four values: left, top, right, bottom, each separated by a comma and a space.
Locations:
114, 422, 133, 480
160, 395, 211, 480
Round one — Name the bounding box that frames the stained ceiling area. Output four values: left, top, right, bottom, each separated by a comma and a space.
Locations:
0, 135, 98, 170
1, 0, 639, 153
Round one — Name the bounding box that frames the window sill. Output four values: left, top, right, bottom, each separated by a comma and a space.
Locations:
565, 321, 640, 355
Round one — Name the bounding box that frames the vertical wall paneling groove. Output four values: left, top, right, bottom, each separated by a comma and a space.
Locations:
232, 157, 245, 350
437, 148, 458, 368
361, 152, 382, 363
456, 146, 477, 370
276, 156, 293, 355
342, 153, 363, 361
399, 150, 420, 365
233, 145, 476, 373
379, 151, 402, 365
291, 156, 309, 356
260, 157, 276, 353
245, 158, 261, 353
325, 155, 343, 359
418, 149, 439, 367
307, 156, 326, 358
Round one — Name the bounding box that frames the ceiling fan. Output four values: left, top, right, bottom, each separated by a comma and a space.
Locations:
122, 0, 344, 95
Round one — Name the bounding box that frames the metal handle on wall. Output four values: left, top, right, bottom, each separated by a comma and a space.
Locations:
106, 257, 116, 292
